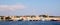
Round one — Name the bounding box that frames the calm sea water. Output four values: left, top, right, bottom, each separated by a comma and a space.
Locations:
0, 21, 60, 25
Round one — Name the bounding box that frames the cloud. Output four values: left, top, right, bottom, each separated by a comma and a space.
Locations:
0, 4, 26, 11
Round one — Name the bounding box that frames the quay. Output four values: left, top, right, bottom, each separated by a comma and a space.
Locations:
0, 15, 60, 21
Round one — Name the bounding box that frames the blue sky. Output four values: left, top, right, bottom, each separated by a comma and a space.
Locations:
0, 0, 60, 16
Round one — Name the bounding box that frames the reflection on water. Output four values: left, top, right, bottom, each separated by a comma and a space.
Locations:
0, 21, 60, 25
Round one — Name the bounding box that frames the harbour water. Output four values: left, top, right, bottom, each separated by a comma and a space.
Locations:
0, 21, 60, 25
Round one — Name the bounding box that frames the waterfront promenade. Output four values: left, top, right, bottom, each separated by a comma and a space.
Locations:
0, 15, 60, 21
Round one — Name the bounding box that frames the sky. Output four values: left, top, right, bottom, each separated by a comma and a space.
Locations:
0, 0, 60, 16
